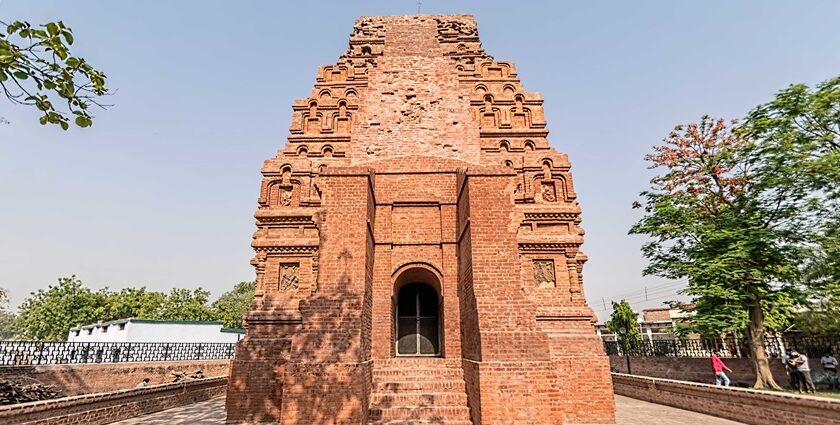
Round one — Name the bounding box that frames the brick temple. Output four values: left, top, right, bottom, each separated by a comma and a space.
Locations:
226, 15, 615, 425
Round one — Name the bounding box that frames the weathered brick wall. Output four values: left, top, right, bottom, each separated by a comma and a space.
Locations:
230, 13, 616, 424
0, 376, 226, 425
459, 171, 563, 424
612, 373, 840, 425
609, 355, 818, 387
0, 359, 230, 395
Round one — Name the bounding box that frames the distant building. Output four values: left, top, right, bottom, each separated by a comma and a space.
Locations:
67, 318, 243, 343
597, 304, 696, 341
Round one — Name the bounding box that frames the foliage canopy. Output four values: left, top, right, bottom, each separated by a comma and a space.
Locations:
12, 276, 254, 340
631, 76, 840, 388
606, 299, 641, 348
211, 281, 256, 329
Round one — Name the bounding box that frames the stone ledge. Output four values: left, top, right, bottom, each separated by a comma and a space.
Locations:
0, 376, 227, 425
612, 373, 840, 425
0, 359, 231, 396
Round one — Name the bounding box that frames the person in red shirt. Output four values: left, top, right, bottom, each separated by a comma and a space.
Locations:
711, 350, 734, 386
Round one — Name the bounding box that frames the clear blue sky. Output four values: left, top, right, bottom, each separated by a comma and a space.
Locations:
2, 1, 839, 321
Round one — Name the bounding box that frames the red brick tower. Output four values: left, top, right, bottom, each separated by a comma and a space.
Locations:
226, 15, 616, 425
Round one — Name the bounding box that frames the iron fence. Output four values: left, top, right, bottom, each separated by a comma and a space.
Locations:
603, 334, 840, 358
0, 341, 237, 366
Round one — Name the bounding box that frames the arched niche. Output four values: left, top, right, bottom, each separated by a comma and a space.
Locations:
524, 140, 536, 151
392, 264, 442, 357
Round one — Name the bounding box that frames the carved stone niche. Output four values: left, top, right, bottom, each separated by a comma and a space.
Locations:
269, 183, 296, 207
280, 263, 300, 291
540, 181, 557, 203
533, 259, 556, 288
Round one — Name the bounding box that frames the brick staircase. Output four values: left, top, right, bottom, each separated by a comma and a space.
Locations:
368, 358, 473, 425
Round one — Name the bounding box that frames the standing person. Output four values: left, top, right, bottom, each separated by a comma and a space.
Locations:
793, 351, 816, 394
711, 350, 733, 386
783, 349, 801, 390
821, 351, 838, 390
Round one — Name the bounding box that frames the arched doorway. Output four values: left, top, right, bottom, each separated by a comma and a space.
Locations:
395, 282, 440, 356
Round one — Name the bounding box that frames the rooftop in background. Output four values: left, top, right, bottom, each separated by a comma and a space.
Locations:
67, 318, 244, 344
597, 304, 697, 339
69, 318, 229, 331
643, 304, 695, 323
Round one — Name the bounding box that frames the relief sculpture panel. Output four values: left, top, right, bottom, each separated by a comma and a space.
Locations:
280, 263, 300, 291
533, 259, 556, 288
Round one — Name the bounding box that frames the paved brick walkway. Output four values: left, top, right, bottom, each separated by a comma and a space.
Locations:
111, 397, 226, 424
613, 395, 743, 424
111, 395, 745, 424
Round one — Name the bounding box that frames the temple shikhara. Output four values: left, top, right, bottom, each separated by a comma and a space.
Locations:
226, 15, 615, 425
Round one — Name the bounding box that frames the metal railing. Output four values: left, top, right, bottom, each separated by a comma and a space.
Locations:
603, 334, 840, 358
0, 341, 237, 366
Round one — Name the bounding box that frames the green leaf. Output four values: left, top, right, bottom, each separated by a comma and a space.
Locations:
59, 120, 69, 131
12, 70, 28, 79
46, 22, 59, 36
39, 116, 47, 125
62, 31, 74, 45
75, 116, 91, 128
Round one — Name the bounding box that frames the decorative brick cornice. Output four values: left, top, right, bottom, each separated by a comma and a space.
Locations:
480, 130, 549, 138
253, 246, 318, 255
256, 216, 316, 226
518, 242, 579, 253
523, 212, 579, 221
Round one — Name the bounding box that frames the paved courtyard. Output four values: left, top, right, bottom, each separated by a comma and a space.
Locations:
111, 395, 744, 424
613, 395, 743, 424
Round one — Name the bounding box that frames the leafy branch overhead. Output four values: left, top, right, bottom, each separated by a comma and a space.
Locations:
0, 20, 109, 129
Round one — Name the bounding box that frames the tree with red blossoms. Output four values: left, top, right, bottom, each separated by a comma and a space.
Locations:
630, 115, 821, 389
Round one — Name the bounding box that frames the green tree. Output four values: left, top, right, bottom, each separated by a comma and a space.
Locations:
0, 287, 19, 339
0, 310, 17, 340
16, 276, 108, 340
795, 287, 840, 335
152, 288, 214, 321
1, 20, 109, 129
630, 116, 814, 389
103, 287, 166, 322
211, 281, 255, 329
675, 297, 746, 338
745, 76, 840, 196
796, 215, 840, 335
606, 299, 641, 352
745, 76, 840, 335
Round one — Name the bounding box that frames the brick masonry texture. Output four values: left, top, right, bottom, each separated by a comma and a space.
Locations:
0, 359, 230, 395
608, 355, 819, 387
612, 373, 840, 425
0, 376, 227, 425
227, 14, 615, 424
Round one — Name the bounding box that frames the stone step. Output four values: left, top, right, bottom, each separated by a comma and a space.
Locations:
374, 358, 461, 368
372, 367, 464, 379
373, 380, 466, 392
369, 391, 468, 407
368, 406, 471, 421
